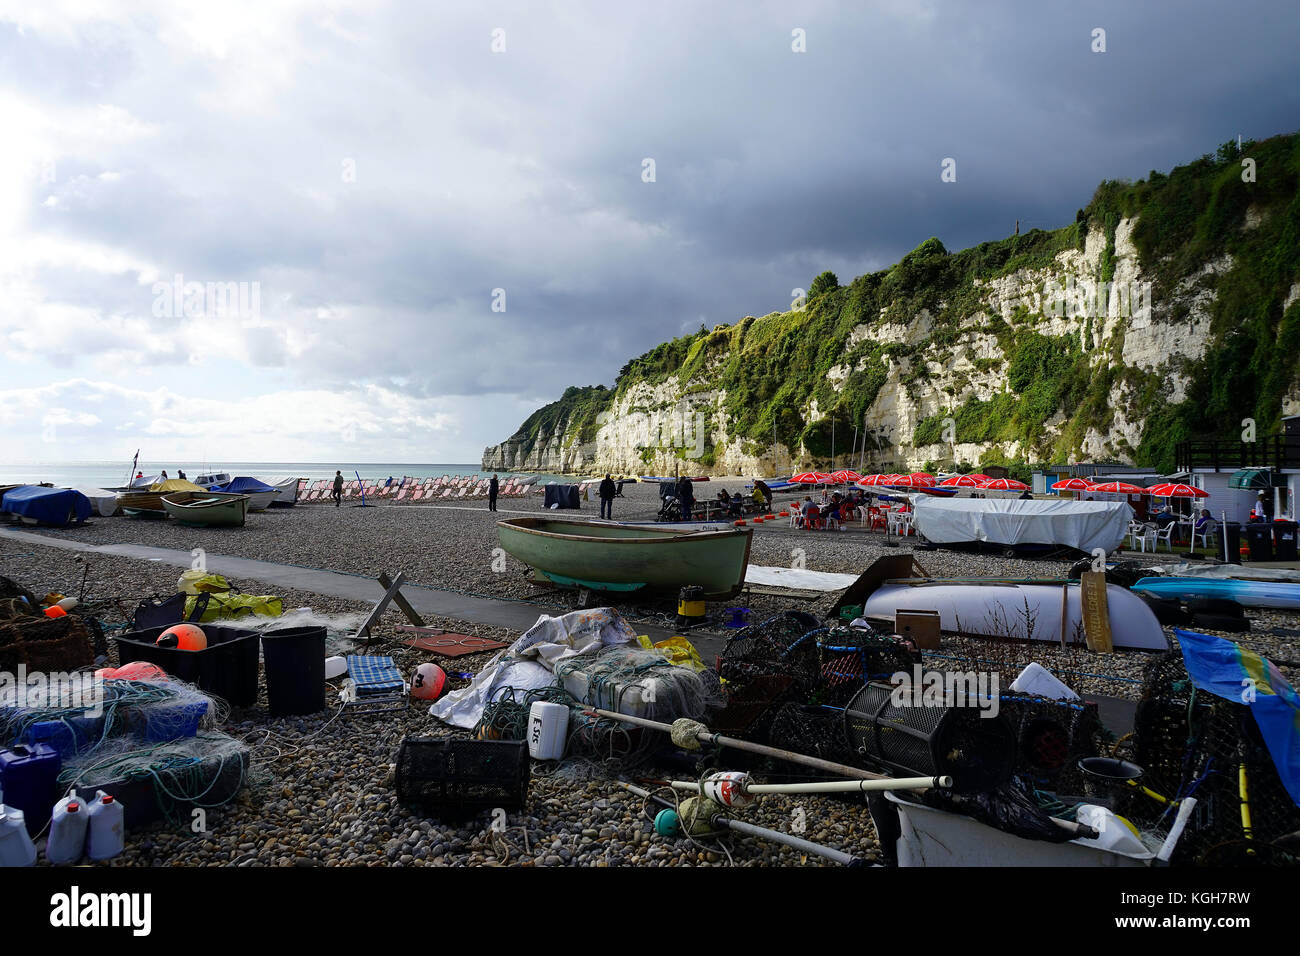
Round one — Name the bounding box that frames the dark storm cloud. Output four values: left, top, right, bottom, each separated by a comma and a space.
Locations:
5, 0, 1299, 424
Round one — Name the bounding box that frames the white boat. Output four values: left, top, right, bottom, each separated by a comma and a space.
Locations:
911, 497, 1131, 554
194, 471, 233, 488
64, 486, 121, 517
128, 473, 160, 489
264, 476, 302, 507
863, 579, 1168, 650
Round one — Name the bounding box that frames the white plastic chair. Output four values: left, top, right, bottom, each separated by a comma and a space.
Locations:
1192, 521, 1217, 551
1154, 523, 1176, 552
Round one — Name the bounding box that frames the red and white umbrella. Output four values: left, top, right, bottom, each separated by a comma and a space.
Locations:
830, 469, 863, 484
939, 474, 982, 488
967, 474, 992, 482
891, 472, 936, 488
979, 477, 1029, 491
857, 474, 888, 486
1089, 481, 1145, 495
791, 472, 833, 485
1147, 482, 1210, 498
875, 473, 905, 485
1051, 477, 1097, 492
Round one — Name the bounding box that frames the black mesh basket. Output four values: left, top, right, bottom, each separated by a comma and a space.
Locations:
999, 693, 1104, 788
768, 702, 857, 766
714, 612, 823, 739
843, 682, 1016, 793
394, 738, 530, 817
815, 627, 913, 708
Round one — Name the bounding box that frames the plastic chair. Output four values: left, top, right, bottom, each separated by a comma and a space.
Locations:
1154, 523, 1175, 552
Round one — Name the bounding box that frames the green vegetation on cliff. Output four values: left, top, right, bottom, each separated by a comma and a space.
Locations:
493, 131, 1300, 472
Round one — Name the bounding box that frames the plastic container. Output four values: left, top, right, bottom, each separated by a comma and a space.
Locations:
527, 701, 569, 760
114, 623, 260, 707
1244, 523, 1274, 562
1078, 756, 1143, 808
0, 804, 37, 867
1220, 521, 1242, 564
86, 791, 125, 861
23, 715, 105, 759
1273, 520, 1299, 562
260, 626, 326, 716
46, 793, 88, 865
0, 744, 61, 835
325, 656, 348, 680
394, 738, 530, 817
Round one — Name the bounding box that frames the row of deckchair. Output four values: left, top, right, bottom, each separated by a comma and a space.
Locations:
298, 475, 536, 504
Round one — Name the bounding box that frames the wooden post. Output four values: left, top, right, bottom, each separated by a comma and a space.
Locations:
379, 571, 425, 627
1080, 570, 1113, 653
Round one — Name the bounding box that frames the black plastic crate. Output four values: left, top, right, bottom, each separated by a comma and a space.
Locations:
74, 748, 249, 830
394, 738, 529, 817
114, 624, 260, 708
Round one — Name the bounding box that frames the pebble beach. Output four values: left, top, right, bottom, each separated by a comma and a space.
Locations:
2, 479, 1298, 867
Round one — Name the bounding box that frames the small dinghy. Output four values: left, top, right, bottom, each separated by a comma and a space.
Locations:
161, 492, 251, 528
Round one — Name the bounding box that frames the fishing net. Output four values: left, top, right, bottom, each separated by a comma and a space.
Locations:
1132, 652, 1300, 866
552, 646, 722, 724
767, 702, 858, 768
58, 732, 251, 823
1, 677, 222, 754
714, 612, 823, 739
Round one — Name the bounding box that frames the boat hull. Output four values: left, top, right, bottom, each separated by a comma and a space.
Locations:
496, 517, 751, 599
267, 477, 301, 507
160, 492, 250, 528
863, 581, 1168, 650
1132, 576, 1300, 610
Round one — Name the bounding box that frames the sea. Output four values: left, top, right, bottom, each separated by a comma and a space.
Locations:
0, 461, 565, 490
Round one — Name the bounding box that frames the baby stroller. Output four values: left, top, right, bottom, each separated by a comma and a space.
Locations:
657, 481, 683, 522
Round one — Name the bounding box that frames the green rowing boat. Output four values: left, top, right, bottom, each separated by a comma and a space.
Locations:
160, 491, 251, 528
496, 517, 752, 599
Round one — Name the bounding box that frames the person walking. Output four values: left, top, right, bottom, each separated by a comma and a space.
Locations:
599, 473, 617, 520
488, 473, 500, 512
332, 470, 344, 508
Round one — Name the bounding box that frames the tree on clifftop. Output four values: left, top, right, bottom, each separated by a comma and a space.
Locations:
809, 270, 840, 299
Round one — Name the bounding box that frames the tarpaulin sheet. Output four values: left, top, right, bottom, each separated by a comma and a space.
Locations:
216, 476, 278, 494
0, 486, 92, 526
428, 607, 635, 729
543, 484, 581, 509
911, 496, 1130, 553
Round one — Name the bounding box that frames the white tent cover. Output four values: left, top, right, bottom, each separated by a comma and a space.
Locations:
911, 496, 1130, 553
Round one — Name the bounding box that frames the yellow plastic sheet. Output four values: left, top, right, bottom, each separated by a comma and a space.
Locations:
636, 634, 707, 672
184, 592, 283, 622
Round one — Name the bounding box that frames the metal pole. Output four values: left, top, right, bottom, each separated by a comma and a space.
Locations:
670, 775, 951, 796
589, 708, 888, 780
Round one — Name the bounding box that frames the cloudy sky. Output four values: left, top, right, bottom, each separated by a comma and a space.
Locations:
2, 1, 1297, 465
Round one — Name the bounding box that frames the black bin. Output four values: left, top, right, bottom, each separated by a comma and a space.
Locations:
1273, 520, 1299, 562
1221, 521, 1242, 565
1244, 523, 1274, 562
114, 624, 260, 707
260, 626, 326, 716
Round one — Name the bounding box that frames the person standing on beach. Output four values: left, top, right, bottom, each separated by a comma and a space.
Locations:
599, 474, 617, 519
488, 474, 499, 512
332, 470, 344, 508
676, 475, 694, 520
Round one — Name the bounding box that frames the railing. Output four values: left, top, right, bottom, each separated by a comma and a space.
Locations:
1175, 437, 1300, 472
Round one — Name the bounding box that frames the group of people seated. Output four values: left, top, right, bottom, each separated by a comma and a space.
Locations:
712, 485, 771, 517
796, 491, 868, 529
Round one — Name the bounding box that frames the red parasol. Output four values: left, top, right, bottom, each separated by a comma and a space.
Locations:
1089, 481, 1145, 495
791, 472, 833, 485
830, 469, 863, 484
1147, 482, 1210, 498
979, 477, 1029, 491
939, 474, 982, 488
1051, 478, 1097, 492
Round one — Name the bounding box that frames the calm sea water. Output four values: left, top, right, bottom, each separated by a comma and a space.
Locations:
1, 461, 565, 490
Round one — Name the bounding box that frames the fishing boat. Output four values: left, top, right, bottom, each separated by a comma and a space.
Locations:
160, 491, 251, 528
496, 517, 752, 599
116, 478, 206, 518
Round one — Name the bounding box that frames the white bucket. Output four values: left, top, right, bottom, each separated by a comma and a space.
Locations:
527, 702, 569, 761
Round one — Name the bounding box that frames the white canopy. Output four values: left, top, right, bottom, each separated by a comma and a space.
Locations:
911, 496, 1130, 553
65, 486, 120, 516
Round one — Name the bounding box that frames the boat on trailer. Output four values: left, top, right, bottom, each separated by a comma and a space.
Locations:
496, 516, 752, 599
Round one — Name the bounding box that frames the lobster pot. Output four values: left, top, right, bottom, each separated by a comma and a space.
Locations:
816, 628, 912, 708
768, 703, 857, 768
843, 683, 1016, 794
999, 694, 1103, 787
714, 612, 823, 738
394, 738, 530, 817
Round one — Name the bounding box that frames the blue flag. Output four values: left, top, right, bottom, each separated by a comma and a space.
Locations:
1175, 629, 1300, 806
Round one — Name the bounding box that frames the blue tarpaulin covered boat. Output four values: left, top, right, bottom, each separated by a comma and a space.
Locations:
211, 477, 279, 512
1, 486, 92, 527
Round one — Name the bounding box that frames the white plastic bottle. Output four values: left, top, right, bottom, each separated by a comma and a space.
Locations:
86, 791, 124, 861
46, 793, 89, 865
0, 802, 37, 867
527, 701, 569, 760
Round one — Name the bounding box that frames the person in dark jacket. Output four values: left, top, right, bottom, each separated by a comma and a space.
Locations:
676, 475, 695, 520
488, 474, 500, 511
599, 474, 617, 519
332, 470, 344, 507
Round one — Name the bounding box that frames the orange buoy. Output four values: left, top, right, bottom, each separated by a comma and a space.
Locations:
156, 623, 208, 651
44, 605, 67, 618
734, 520, 747, 526
411, 663, 447, 701
99, 661, 170, 682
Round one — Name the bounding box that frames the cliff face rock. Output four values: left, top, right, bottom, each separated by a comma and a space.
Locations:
485, 133, 1300, 476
